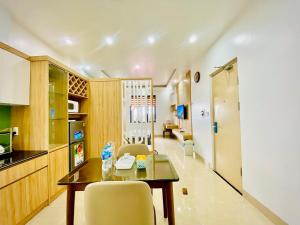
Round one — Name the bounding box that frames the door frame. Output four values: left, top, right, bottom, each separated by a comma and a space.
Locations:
210, 57, 243, 192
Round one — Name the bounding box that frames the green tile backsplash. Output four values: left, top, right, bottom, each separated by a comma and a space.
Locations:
0, 106, 11, 129
0, 106, 11, 144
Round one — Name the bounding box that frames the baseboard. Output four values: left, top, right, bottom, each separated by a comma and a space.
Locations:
194, 151, 204, 162
194, 151, 211, 165
49, 187, 66, 203
18, 200, 48, 225
243, 191, 288, 225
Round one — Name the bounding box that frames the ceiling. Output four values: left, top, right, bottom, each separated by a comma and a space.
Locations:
1, 0, 249, 85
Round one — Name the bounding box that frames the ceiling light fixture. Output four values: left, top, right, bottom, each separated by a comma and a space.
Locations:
135, 64, 141, 70
105, 36, 114, 45
64, 37, 73, 46
189, 34, 198, 44
147, 36, 156, 44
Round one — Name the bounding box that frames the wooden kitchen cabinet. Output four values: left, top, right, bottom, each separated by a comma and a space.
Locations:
0, 177, 28, 225
25, 168, 48, 214
49, 146, 69, 202
12, 57, 70, 202
11, 56, 88, 204
0, 154, 47, 189
0, 167, 48, 225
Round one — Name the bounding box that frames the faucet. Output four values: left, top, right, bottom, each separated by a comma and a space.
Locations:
0, 128, 13, 155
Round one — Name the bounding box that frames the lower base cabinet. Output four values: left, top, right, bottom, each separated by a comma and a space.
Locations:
26, 168, 49, 213
49, 146, 69, 202
0, 147, 69, 225
0, 177, 27, 225
0, 167, 48, 225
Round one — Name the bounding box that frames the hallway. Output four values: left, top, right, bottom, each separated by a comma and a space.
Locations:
26, 138, 274, 225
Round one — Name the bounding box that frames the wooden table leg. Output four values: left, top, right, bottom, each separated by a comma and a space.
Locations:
66, 186, 75, 225
166, 183, 175, 225
162, 188, 168, 218
170, 130, 173, 138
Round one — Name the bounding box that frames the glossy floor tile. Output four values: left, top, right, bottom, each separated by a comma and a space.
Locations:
26, 138, 274, 225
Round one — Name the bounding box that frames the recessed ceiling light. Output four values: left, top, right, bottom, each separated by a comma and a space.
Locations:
189, 34, 198, 44
64, 37, 73, 46
105, 36, 114, 45
147, 36, 156, 44
234, 34, 251, 45
135, 64, 141, 69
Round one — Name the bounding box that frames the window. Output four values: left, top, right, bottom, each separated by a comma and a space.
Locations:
130, 95, 156, 123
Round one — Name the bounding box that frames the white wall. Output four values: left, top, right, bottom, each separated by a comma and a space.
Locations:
153, 86, 173, 135
191, 0, 300, 224
0, 5, 70, 65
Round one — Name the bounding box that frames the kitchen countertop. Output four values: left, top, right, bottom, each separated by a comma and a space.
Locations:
0, 150, 48, 171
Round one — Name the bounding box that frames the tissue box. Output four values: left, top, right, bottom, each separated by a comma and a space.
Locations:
136, 155, 147, 169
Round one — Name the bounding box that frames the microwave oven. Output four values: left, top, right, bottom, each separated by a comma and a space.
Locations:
68, 100, 79, 113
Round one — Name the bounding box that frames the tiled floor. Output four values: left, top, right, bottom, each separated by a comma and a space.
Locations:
27, 137, 274, 225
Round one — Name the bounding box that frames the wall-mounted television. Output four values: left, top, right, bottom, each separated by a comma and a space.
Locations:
177, 105, 186, 119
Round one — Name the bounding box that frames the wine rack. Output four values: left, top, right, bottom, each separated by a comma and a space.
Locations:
68, 73, 88, 98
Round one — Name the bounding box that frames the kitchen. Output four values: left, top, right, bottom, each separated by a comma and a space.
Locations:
0, 42, 92, 225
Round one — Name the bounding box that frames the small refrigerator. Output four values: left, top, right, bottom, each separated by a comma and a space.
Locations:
69, 121, 85, 171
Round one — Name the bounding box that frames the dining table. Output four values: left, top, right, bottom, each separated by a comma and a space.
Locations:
58, 154, 180, 225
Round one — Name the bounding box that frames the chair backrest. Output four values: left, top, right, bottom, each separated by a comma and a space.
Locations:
117, 144, 150, 158
84, 181, 155, 225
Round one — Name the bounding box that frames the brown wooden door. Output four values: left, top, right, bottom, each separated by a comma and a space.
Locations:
212, 61, 243, 192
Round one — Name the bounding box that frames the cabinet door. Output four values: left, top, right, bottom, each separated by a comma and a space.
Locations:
49, 147, 69, 201
0, 48, 30, 105
0, 167, 48, 225
25, 167, 48, 212
0, 178, 28, 225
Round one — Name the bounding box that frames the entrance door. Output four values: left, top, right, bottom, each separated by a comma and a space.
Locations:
212, 60, 243, 192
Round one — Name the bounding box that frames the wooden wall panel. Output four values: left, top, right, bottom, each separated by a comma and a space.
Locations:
87, 79, 122, 158
11, 61, 49, 150
80, 91, 90, 154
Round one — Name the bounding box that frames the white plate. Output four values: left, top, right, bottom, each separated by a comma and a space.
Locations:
115, 155, 135, 170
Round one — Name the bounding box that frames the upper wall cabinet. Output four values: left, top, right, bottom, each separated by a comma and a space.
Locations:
0, 48, 30, 105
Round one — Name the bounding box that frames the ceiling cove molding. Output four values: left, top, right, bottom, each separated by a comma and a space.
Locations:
151, 68, 177, 88
97, 68, 177, 87
101, 70, 111, 78
165, 68, 177, 87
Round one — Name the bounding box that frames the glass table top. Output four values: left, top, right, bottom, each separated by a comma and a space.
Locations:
58, 154, 179, 185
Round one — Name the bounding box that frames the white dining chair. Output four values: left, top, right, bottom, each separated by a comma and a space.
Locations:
84, 181, 155, 225
117, 143, 150, 158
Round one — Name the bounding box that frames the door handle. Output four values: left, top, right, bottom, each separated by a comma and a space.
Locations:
212, 122, 218, 134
